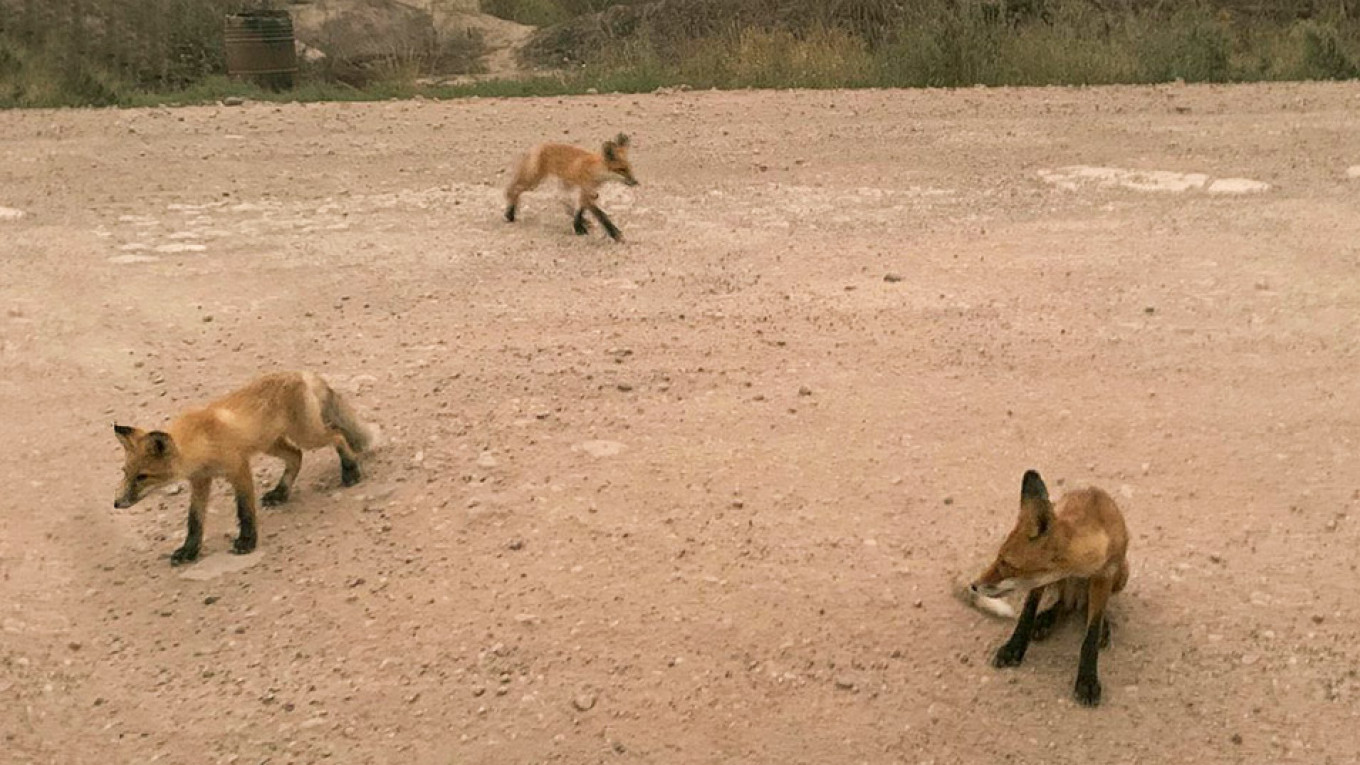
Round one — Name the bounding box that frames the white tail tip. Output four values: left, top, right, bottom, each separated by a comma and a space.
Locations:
953, 584, 1017, 620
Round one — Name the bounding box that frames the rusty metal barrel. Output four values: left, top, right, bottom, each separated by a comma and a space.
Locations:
224, 10, 298, 90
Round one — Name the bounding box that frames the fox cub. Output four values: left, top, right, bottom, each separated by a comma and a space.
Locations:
504, 133, 639, 242
113, 371, 375, 564
971, 470, 1130, 706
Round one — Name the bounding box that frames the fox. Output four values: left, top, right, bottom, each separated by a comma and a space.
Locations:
970, 469, 1129, 707
504, 133, 639, 242
112, 371, 376, 565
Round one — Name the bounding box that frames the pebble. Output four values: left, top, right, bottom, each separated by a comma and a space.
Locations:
884, 273, 903, 283
222, 97, 245, 107
834, 677, 856, 691
572, 692, 596, 711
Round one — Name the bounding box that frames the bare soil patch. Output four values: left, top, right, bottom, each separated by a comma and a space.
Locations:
1, 82, 1358, 764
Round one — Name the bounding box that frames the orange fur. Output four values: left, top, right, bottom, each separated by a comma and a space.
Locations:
113, 371, 373, 564
971, 470, 1129, 706
504, 133, 638, 241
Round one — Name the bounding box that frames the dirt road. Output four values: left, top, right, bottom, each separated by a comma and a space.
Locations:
1, 82, 1358, 764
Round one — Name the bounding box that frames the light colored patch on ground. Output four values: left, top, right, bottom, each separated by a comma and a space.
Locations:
0, 206, 27, 220
1040, 166, 1210, 192
1039, 166, 1272, 195
1207, 178, 1271, 194
177, 551, 266, 581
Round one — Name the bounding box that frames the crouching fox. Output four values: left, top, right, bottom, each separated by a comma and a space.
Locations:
504, 133, 638, 242
971, 470, 1130, 706
113, 371, 376, 564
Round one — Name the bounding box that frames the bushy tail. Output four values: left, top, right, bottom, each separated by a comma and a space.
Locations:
322, 384, 377, 454
953, 583, 1018, 620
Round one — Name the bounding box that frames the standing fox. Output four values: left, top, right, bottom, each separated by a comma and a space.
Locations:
113, 371, 376, 565
970, 470, 1130, 706
504, 133, 639, 242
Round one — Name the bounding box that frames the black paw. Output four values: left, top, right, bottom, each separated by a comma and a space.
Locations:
231, 536, 257, 555
261, 485, 290, 507
992, 642, 1027, 668
504, 206, 516, 222
573, 222, 589, 235
1074, 675, 1102, 707
170, 545, 200, 566
341, 462, 362, 487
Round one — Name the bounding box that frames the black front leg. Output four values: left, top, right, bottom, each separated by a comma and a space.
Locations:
572, 208, 590, 235
993, 587, 1044, 667
1074, 616, 1104, 706
590, 205, 622, 242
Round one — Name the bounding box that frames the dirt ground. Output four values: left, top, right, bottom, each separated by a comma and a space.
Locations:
1, 82, 1358, 765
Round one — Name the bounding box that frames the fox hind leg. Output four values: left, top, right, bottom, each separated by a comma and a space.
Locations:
332, 430, 363, 486
1031, 600, 1068, 642
505, 158, 545, 223
261, 438, 303, 506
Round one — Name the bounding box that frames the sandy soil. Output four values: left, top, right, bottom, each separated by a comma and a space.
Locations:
1, 82, 1358, 765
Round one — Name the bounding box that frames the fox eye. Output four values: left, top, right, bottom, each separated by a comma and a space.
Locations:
135, 473, 150, 482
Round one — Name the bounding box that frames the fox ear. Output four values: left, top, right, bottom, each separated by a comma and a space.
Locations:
615, 133, 629, 147
602, 141, 617, 161
114, 424, 139, 450
146, 430, 175, 458
1021, 470, 1048, 503
1019, 469, 1053, 538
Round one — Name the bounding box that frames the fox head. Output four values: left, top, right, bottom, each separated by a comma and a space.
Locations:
970, 470, 1067, 597
601, 133, 639, 187
113, 425, 180, 509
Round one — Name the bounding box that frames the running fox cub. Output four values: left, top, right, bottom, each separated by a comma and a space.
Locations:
504, 133, 639, 242
971, 470, 1129, 706
113, 371, 375, 565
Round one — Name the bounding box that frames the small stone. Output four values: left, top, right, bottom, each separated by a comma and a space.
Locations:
202, 315, 213, 323
1230, 733, 1243, 745
884, 273, 904, 283
942, 497, 954, 506
572, 692, 596, 711
616, 383, 633, 392
67, 642, 81, 651
834, 677, 856, 691
1311, 614, 1325, 624
471, 686, 486, 697
798, 386, 812, 397
222, 97, 245, 107
203, 595, 220, 605
1144, 306, 1155, 315
913, 599, 923, 608
508, 539, 524, 551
